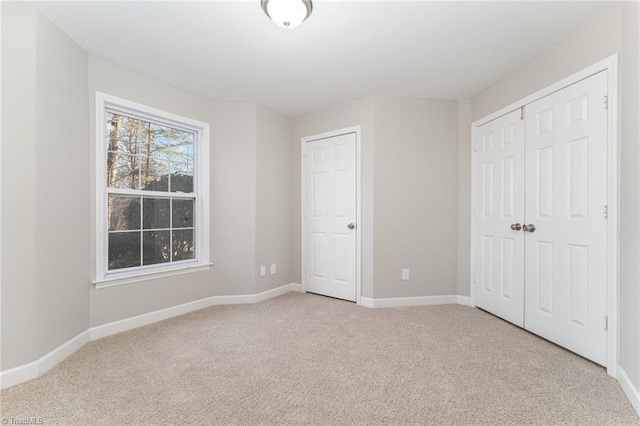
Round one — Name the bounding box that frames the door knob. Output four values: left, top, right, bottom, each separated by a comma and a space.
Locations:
347, 223, 356, 230
523, 224, 536, 233
510, 223, 522, 231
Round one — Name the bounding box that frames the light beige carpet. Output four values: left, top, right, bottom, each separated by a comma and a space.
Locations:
1, 292, 638, 425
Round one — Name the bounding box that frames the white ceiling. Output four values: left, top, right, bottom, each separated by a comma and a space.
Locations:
32, 1, 616, 117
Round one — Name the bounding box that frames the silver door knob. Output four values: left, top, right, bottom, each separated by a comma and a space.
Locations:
347, 223, 356, 230
523, 224, 536, 233
510, 223, 522, 231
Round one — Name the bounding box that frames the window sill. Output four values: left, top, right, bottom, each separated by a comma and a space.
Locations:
93, 262, 213, 289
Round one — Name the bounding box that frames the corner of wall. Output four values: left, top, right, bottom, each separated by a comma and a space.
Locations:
619, 0, 640, 394
1, 0, 39, 371
456, 99, 472, 297
255, 105, 293, 293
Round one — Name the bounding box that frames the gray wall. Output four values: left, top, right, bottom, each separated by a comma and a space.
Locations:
460, 5, 623, 296
256, 105, 292, 293
619, 0, 640, 393
210, 100, 258, 298
35, 11, 90, 357
0, 10, 296, 350
373, 96, 458, 298
459, 3, 640, 392
88, 58, 293, 327
456, 99, 472, 297
1, 1, 38, 371
470, 6, 623, 121
88, 57, 228, 327
290, 95, 459, 299
291, 96, 375, 297
3, 1, 638, 400
1, 2, 90, 370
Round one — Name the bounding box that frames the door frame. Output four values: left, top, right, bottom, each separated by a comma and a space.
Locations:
301, 126, 362, 305
469, 55, 619, 377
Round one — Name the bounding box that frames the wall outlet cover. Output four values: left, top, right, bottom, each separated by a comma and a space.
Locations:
402, 269, 410, 280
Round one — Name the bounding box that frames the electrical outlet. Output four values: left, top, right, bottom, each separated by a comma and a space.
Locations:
270, 264, 277, 274
402, 269, 410, 281
260, 266, 266, 276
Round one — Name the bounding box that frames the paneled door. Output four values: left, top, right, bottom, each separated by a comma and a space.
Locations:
524, 71, 608, 365
304, 132, 357, 302
475, 110, 526, 327
474, 70, 609, 366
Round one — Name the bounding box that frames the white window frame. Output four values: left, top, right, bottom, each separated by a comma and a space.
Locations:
94, 92, 211, 288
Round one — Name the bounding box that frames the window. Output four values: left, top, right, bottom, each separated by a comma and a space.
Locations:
95, 93, 210, 286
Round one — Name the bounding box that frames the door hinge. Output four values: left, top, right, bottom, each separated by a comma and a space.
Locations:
520, 106, 525, 120
472, 272, 476, 285
473, 143, 478, 153
604, 315, 608, 331
603, 205, 608, 220
603, 95, 609, 110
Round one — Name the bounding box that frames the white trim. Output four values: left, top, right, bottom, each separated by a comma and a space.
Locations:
90, 283, 304, 340
471, 56, 618, 129
0, 362, 38, 391
94, 262, 213, 289
469, 55, 619, 376
94, 92, 211, 286
359, 295, 459, 309
90, 294, 251, 340
360, 295, 473, 308
359, 297, 375, 308
456, 295, 473, 307
605, 58, 619, 379
300, 126, 362, 305
0, 330, 89, 390
38, 331, 90, 376
0, 284, 302, 390
255, 282, 304, 303
618, 366, 640, 417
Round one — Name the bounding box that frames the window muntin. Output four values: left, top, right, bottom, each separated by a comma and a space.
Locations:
95, 93, 210, 285
105, 111, 196, 271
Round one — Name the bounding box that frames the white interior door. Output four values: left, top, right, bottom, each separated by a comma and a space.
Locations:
475, 110, 526, 327
304, 133, 357, 302
524, 71, 608, 365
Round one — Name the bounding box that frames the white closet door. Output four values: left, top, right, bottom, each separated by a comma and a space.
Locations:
304, 133, 357, 302
475, 110, 525, 327
524, 71, 608, 365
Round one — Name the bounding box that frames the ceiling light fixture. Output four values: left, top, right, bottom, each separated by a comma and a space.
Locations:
261, 0, 312, 29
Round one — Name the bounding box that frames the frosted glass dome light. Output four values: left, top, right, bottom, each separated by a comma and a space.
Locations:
261, 0, 313, 29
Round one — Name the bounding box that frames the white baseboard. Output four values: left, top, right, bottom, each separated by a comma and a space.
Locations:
91, 283, 303, 340
618, 365, 640, 417
0, 330, 89, 390
39, 330, 90, 376
255, 282, 303, 302
359, 297, 375, 308
0, 361, 38, 390
90, 294, 253, 340
359, 295, 459, 308
1, 283, 302, 390
457, 295, 473, 307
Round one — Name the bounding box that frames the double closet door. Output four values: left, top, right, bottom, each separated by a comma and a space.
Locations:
475, 71, 608, 366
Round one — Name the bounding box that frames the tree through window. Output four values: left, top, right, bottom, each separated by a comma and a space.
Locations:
96, 93, 210, 283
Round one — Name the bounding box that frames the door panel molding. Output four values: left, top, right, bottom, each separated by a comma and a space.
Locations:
523, 71, 609, 366
474, 109, 526, 327
301, 126, 362, 304
470, 54, 619, 376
